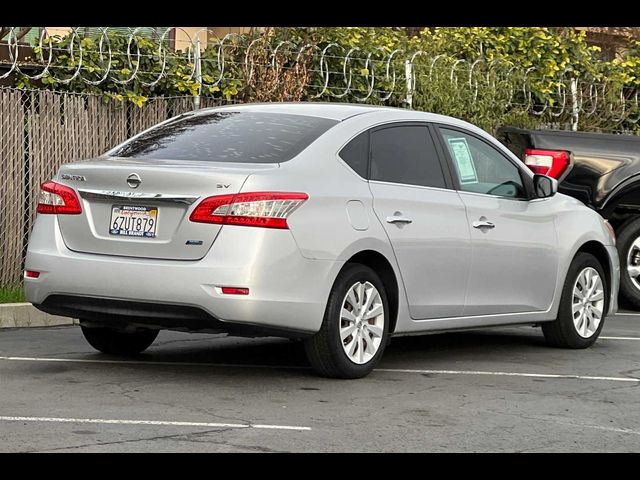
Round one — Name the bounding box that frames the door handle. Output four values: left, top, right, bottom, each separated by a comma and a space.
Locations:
386, 216, 413, 225
472, 220, 495, 229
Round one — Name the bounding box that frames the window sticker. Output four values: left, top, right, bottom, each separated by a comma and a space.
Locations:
447, 137, 478, 184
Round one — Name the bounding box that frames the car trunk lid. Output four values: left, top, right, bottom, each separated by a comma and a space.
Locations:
55, 157, 277, 260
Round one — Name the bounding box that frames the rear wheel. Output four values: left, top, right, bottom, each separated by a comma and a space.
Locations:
80, 324, 158, 356
304, 264, 389, 379
616, 217, 640, 309
542, 252, 608, 348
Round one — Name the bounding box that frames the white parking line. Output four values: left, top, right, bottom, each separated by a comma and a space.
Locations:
375, 368, 640, 383
1, 355, 638, 383
552, 420, 640, 437
0, 416, 311, 431
600, 336, 640, 341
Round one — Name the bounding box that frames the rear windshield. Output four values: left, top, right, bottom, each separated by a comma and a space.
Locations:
109, 111, 338, 163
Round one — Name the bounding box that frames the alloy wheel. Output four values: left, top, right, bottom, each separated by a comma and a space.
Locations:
571, 267, 605, 338
339, 281, 385, 365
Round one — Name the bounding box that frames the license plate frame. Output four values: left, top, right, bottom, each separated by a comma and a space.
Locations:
109, 205, 158, 238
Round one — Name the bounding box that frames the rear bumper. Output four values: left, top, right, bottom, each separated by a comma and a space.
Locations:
25, 215, 343, 335
36, 295, 309, 337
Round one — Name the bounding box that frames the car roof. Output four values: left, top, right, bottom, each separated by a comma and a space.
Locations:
198, 101, 469, 121
195, 102, 389, 121
191, 102, 486, 136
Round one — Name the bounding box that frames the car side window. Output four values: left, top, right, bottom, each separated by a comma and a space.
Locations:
369, 125, 446, 188
439, 127, 526, 199
338, 131, 368, 178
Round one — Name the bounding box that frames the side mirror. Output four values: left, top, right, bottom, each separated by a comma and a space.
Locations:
533, 174, 558, 199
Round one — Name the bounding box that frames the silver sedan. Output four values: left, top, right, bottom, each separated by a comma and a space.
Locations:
24, 103, 619, 378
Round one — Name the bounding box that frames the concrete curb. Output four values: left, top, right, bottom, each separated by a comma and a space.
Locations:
0, 303, 77, 328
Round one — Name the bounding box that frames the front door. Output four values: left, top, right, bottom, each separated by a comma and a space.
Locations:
437, 126, 559, 316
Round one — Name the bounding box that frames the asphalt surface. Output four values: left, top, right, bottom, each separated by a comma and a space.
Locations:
1, 314, 639, 452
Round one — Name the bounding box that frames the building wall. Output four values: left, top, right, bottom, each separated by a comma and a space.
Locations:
208, 27, 256, 39
177, 27, 260, 49
173, 27, 207, 50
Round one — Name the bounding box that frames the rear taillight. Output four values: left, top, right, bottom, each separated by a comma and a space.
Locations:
37, 181, 82, 215
604, 220, 616, 245
220, 287, 249, 295
189, 192, 308, 229
524, 149, 571, 179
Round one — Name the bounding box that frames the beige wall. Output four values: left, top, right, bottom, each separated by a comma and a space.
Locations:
208, 27, 256, 39
44, 27, 72, 37
173, 27, 206, 50
175, 27, 261, 50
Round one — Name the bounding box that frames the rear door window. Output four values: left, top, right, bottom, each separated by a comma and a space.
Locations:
109, 111, 338, 163
370, 125, 446, 188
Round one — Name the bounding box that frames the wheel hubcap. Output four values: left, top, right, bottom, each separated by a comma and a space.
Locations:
572, 267, 605, 339
340, 281, 384, 365
627, 238, 640, 291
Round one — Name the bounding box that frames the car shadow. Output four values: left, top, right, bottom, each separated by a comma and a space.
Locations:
108, 326, 551, 372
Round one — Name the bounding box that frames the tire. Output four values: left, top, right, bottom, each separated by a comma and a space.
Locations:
80, 324, 159, 356
542, 252, 608, 349
616, 217, 640, 309
304, 263, 390, 379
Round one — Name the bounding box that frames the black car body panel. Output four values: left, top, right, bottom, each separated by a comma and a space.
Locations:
498, 127, 640, 214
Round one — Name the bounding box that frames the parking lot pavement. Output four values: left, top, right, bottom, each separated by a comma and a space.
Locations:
0, 314, 639, 452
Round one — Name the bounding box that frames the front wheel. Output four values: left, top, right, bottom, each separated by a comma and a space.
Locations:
304, 264, 389, 379
81, 324, 159, 356
542, 252, 608, 349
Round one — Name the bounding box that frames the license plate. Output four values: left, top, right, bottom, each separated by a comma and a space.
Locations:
109, 205, 158, 238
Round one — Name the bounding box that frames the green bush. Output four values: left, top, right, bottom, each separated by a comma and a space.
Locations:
12, 27, 640, 134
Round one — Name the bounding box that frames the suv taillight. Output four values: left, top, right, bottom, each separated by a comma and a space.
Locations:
189, 192, 308, 229
524, 149, 571, 179
36, 181, 82, 215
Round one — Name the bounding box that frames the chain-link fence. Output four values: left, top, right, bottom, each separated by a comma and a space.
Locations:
0, 87, 232, 287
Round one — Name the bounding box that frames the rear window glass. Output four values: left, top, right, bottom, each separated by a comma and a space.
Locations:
339, 131, 369, 178
109, 111, 338, 163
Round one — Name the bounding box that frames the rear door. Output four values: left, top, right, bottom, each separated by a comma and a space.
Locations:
436, 125, 559, 316
367, 123, 471, 319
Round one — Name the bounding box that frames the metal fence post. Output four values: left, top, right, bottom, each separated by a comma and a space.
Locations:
405, 60, 413, 110
194, 37, 202, 110
571, 77, 579, 131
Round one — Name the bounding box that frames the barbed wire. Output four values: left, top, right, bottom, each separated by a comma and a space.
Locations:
0, 27, 638, 127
